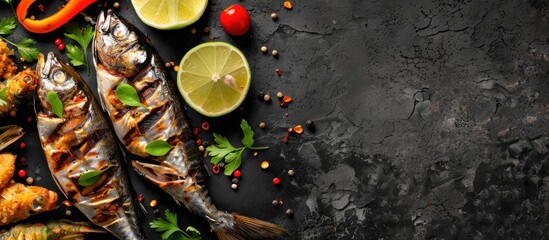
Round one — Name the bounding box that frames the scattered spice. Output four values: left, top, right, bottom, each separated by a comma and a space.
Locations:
17, 169, 26, 178
293, 125, 303, 134
62, 200, 72, 207
150, 199, 157, 208
218, 162, 225, 168
283, 1, 293, 9
65, 210, 72, 216
279, 101, 287, 108
203, 27, 210, 33
165, 62, 171, 68
271, 12, 278, 20
232, 178, 239, 184
287, 169, 295, 176
196, 138, 202, 146
191, 28, 197, 34
272, 177, 281, 185
173, 65, 180, 72
54, 38, 62, 45
212, 165, 220, 174
278, 199, 284, 205
231, 183, 238, 190
37, 4, 45, 12
261, 161, 270, 169
253, 151, 258, 157
272, 200, 279, 206
275, 68, 281, 76
113, 2, 120, 9
276, 92, 284, 99
137, 194, 144, 202
271, 49, 279, 57
263, 94, 271, 102
202, 140, 210, 147
288, 127, 295, 135
259, 122, 266, 129
261, 46, 268, 53
26, 116, 32, 122
193, 127, 199, 135
198, 145, 205, 152
19, 157, 27, 166
283, 96, 292, 103
201, 122, 210, 131
257, 91, 265, 99
285, 208, 294, 216
20, 142, 26, 149
305, 120, 316, 131
26, 176, 33, 184
57, 43, 65, 51
233, 170, 241, 178
283, 135, 289, 143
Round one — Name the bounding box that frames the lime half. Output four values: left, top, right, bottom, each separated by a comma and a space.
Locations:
177, 42, 251, 117
131, 0, 208, 29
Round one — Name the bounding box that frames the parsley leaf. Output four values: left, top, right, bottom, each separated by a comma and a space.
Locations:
206, 119, 269, 175
0, 87, 7, 106
150, 209, 202, 240
16, 38, 39, 62
66, 45, 85, 66
0, 17, 15, 35
64, 22, 94, 73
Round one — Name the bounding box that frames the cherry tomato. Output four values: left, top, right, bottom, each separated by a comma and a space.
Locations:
220, 4, 250, 36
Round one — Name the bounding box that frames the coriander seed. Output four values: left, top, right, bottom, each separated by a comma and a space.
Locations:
271, 49, 279, 57
259, 122, 266, 129
277, 92, 284, 98
231, 183, 238, 190
263, 94, 271, 102
271, 13, 278, 20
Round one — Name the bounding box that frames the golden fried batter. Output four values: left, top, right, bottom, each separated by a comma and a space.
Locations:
0, 153, 15, 190
0, 183, 58, 226
0, 39, 16, 80
0, 68, 39, 117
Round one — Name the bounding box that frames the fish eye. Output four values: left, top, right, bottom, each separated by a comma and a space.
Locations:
112, 24, 128, 39
52, 70, 66, 84
32, 195, 45, 211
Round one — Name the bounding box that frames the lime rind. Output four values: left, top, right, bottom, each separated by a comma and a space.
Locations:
177, 42, 251, 117
131, 0, 208, 30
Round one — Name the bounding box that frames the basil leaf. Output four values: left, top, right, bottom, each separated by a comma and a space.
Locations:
116, 83, 148, 110
78, 167, 109, 187
47, 91, 63, 118
145, 140, 174, 156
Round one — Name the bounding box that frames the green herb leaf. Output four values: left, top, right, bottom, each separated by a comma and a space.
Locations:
78, 167, 109, 187
0, 87, 7, 106
116, 83, 149, 110
0, 17, 16, 35
151, 210, 201, 240
207, 119, 269, 175
16, 38, 39, 62
47, 91, 63, 118
145, 140, 174, 157
240, 119, 254, 147
66, 44, 85, 66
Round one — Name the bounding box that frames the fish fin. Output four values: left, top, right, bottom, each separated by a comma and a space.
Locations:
212, 213, 288, 240
0, 125, 23, 151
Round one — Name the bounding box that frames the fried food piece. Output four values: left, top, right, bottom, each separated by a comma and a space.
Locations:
0, 220, 106, 240
0, 68, 39, 117
0, 38, 17, 80
0, 153, 15, 190
0, 183, 58, 226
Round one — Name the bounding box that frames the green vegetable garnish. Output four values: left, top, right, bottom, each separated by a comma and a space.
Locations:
64, 22, 94, 73
145, 140, 174, 156
0, 17, 39, 62
150, 209, 201, 240
207, 119, 269, 175
47, 91, 63, 118
0, 87, 7, 106
116, 83, 149, 110
78, 167, 110, 187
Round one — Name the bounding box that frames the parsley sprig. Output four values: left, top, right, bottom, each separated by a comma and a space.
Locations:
0, 17, 39, 62
64, 22, 94, 73
150, 209, 201, 240
207, 119, 269, 175
0, 87, 7, 106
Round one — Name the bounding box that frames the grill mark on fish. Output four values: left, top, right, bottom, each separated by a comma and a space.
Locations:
137, 104, 167, 133
51, 151, 75, 172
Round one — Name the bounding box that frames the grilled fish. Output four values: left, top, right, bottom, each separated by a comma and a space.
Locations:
0, 152, 16, 191
0, 68, 39, 117
35, 53, 145, 240
93, 10, 287, 240
0, 182, 58, 226
0, 220, 106, 240
0, 125, 24, 152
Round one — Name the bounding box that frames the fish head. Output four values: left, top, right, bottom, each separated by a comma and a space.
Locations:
35, 53, 89, 118
94, 10, 148, 76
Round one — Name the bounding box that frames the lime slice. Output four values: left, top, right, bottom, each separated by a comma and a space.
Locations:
177, 42, 251, 117
131, 0, 208, 29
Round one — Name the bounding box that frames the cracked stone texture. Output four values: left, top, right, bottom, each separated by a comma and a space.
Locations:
3, 0, 549, 239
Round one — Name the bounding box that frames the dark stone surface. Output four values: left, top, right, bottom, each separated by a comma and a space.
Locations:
2, 0, 549, 239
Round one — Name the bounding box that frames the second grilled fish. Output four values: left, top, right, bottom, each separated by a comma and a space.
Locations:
35, 53, 145, 240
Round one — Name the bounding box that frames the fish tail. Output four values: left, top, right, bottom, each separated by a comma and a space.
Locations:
212, 213, 288, 240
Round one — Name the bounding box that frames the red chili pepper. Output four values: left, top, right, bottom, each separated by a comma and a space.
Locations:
16, 0, 97, 34
201, 122, 210, 131
212, 165, 220, 174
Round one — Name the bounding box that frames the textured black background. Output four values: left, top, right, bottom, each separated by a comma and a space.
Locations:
2, 0, 549, 239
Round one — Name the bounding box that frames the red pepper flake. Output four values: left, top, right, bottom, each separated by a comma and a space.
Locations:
20, 142, 26, 149
273, 177, 281, 185
192, 127, 199, 135
233, 170, 241, 178
19, 157, 27, 166
196, 138, 202, 146
38, 4, 45, 13
283, 96, 292, 103
288, 127, 295, 135
201, 122, 210, 131
275, 68, 281, 76
283, 135, 289, 143
212, 165, 220, 174
137, 194, 144, 202
279, 101, 287, 108
293, 125, 304, 134
283, 1, 293, 9
18, 169, 26, 178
